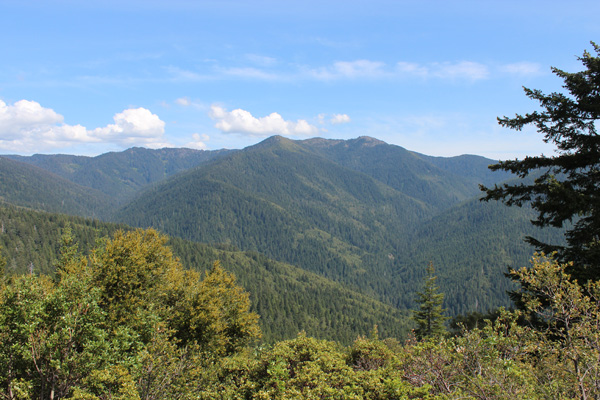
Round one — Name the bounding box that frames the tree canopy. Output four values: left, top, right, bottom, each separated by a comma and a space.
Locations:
0, 228, 261, 399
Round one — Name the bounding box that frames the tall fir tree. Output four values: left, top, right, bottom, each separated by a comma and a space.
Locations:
413, 263, 448, 340
481, 42, 600, 281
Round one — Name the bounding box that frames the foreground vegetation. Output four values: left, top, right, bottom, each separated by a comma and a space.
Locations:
1, 228, 599, 399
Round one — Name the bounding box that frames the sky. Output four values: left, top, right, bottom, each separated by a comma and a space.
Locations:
0, 0, 598, 159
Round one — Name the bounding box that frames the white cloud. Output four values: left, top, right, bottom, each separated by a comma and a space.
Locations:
165, 66, 208, 82
0, 100, 63, 140
185, 133, 209, 150
163, 57, 498, 84
220, 67, 281, 80
330, 114, 351, 124
175, 97, 191, 106
432, 61, 489, 80
0, 99, 169, 153
332, 60, 387, 78
500, 62, 543, 76
172, 97, 206, 110
245, 54, 277, 67
309, 60, 387, 80
396, 62, 429, 77
91, 108, 166, 146
209, 105, 319, 137
308, 59, 490, 81
396, 61, 489, 80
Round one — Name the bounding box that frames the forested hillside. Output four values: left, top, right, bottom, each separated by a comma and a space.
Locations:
114, 137, 432, 281
395, 197, 565, 314
4, 146, 232, 203
301, 136, 511, 210
107, 136, 563, 315
1, 135, 566, 316
2, 217, 596, 399
0, 156, 114, 218
0, 204, 410, 343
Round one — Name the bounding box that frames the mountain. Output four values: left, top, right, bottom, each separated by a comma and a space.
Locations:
113, 136, 434, 284
110, 136, 550, 315
2, 135, 557, 317
301, 136, 511, 210
4, 147, 232, 203
417, 153, 511, 188
0, 156, 114, 218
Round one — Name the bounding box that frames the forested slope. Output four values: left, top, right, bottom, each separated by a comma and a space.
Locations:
1, 135, 554, 317
301, 136, 493, 210
113, 136, 433, 284
0, 204, 410, 343
0, 157, 114, 218
112, 136, 548, 315
394, 198, 566, 314
4, 146, 232, 203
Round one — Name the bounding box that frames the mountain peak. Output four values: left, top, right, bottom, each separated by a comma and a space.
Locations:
300, 137, 344, 147
250, 135, 299, 151
353, 136, 386, 147
264, 135, 289, 143
300, 136, 387, 149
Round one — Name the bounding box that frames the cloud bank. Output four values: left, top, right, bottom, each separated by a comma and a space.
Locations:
209, 105, 319, 137
0, 99, 168, 153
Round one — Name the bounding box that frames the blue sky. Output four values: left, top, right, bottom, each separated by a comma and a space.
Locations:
1, 0, 598, 159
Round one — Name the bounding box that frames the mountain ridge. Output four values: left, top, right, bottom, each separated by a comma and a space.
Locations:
1, 135, 555, 317
0, 156, 115, 218
3, 146, 233, 203
107, 135, 555, 314
113, 136, 434, 285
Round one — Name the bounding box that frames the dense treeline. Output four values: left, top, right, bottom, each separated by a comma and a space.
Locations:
0, 204, 410, 343
393, 197, 565, 315
0, 203, 125, 276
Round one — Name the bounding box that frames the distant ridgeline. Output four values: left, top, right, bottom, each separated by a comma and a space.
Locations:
0, 136, 565, 339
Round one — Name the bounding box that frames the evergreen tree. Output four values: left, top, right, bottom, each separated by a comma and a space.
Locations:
0, 244, 6, 278
412, 263, 448, 340
481, 42, 600, 280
